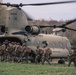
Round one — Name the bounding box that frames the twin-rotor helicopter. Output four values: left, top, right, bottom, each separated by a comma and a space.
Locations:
0, 0, 76, 60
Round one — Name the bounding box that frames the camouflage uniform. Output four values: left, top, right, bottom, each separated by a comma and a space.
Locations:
35, 46, 44, 64
41, 47, 52, 65
25, 46, 31, 63
68, 50, 76, 67
1, 43, 6, 61
0, 45, 4, 61
7, 42, 16, 62
15, 44, 22, 63
21, 45, 26, 62
22, 45, 31, 63
11, 42, 17, 62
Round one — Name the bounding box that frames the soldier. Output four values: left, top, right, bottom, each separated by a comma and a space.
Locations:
22, 44, 31, 63
2, 40, 10, 62
41, 42, 52, 65
35, 46, 40, 60
36, 46, 40, 55
10, 42, 17, 62
0, 44, 3, 61
25, 46, 31, 63
68, 50, 76, 67
7, 42, 14, 62
15, 42, 22, 63
35, 46, 44, 64
21, 44, 26, 62
41, 47, 52, 65
1, 42, 6, 61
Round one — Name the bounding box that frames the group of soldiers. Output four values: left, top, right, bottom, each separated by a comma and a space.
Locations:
0, 40, 52, 65
0, 41, 31, 63
0, 40, 76, 66
35, 45, 52, 65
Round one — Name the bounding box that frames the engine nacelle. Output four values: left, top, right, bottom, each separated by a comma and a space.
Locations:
25, 25, 40, 35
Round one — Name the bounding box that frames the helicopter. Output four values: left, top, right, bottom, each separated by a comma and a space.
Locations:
0, 0, 76, 62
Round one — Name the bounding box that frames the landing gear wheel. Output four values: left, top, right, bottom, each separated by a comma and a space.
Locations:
58, 59, 65, 64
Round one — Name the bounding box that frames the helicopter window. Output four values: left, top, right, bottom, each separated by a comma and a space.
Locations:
59, 42, 64, 48
59, 41, 68, 49
11, 13, 17, 15
11, 13, 14, 15
52, 42, 56, 48
9, 17, 10, 19
66, 42, 71, 49
14, 13, 17, 15
42, 41, 49, 46
14, 18, 17, 20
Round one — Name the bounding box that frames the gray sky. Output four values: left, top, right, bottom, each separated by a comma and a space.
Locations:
3, 0, 76, 21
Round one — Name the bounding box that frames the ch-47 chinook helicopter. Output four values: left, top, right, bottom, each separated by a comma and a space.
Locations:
0, 1, 76, 61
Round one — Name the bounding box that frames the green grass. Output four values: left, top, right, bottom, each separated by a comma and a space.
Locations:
0, 62, 76, 75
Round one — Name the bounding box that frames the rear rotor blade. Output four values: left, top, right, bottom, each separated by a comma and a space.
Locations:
39, 18, 76, 31
39, 25, 76, 31
64, 27, 76, 31
61, 19, 76, 27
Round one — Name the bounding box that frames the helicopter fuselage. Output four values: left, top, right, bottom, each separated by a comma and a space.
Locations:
26, 34, 71, 58
0, 6, 72, 59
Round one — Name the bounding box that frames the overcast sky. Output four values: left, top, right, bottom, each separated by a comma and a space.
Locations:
3, 0, 76, 21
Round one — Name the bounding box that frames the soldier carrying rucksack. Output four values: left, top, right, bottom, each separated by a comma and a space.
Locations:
68, 50, 76, 67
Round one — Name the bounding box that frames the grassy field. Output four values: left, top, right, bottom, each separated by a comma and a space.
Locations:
0, 62, 76, 75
